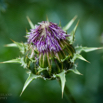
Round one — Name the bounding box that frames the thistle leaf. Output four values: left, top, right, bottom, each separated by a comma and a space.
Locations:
71, 53, 90, 63
61, 55, 69, 62
69, 64, 82, 75
1, 57, 27, 68
63, 15, 77, 31
20, 57, 27, 68
68, 20, 79, 44
37, 66, 48, 73
5, 41, 27, 54
1, 58, 22, 64
56, 70, 66, 98
20, 72, 42, 96
27, 16, 35, 29
76, 54, 90, 63
5, 43, 17, 47
12, 41, 27, 54
75, 46, 103, 54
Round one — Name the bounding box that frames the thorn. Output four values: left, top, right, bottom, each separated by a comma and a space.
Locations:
0, 62, 3, 63
62, 92, 64, 98
23, 36, 27, 38
26, 16, 30, 22
76, 20, 80, 26
26, 16, 35, 29
98, 47, 103, 50
26, 28, 28, 32
86, 60, 90, 63
73, 15, 78, 21
10, 39, 15, 43
4, 44, 8, 47
46, 15, 49, 21
59, 21, 62, 27
20, 91, 23, 97
82, 58, 90, 63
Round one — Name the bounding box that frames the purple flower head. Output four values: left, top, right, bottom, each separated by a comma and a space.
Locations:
27, 21, 69, 53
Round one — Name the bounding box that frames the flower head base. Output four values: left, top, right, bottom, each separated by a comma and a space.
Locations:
27, 21, 69, 54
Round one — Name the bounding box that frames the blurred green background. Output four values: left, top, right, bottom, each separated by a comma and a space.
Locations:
0, 0, 103, 103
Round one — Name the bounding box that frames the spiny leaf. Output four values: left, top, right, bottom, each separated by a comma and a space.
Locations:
61, 55, 70, 62
27, 16, 35, 29
5, 43, 17, 47
20, 57, 27, 68
20, 72, 42, 96
12, 41, 27, 54
71, 53, 90, 63
69, 64, 82, 75
1, 57, 27, 68
63, 15, 77, 31
37, 66, 48, 73
68, 20, 79, 44
76, 54, 90, 63
56, 70, 66, 98
1, 58, 22, 64
5, 41, 28, 54
75, 46, 103, 54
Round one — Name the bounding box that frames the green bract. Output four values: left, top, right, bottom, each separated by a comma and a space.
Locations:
2, 16, 102, 97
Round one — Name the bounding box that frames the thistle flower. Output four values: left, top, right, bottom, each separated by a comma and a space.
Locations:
26, 21, 75, 78
1, 16, 102, 97
27, 21, 67, 53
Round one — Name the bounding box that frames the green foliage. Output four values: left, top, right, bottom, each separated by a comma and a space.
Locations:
56, 70, 66, 98
1, 58, 22, 64
20, 72, 42, 96
68, 64, 82, 75
71, 53, 89, 63
63, 16, 77, 32
27, 16, 35, 29
75, 46, 102, 54
69, 20, 79, 44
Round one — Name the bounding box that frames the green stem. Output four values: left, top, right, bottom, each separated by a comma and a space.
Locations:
64, 84, 77, 103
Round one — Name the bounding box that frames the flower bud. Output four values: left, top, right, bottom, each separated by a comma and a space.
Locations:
2, 17, 101, 96
27, 21, 75, 78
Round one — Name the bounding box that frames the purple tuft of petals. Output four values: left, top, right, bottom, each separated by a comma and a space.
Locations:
27, 21, 69, 53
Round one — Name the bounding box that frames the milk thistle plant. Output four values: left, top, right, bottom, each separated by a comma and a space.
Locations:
1, 16, 102, 102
